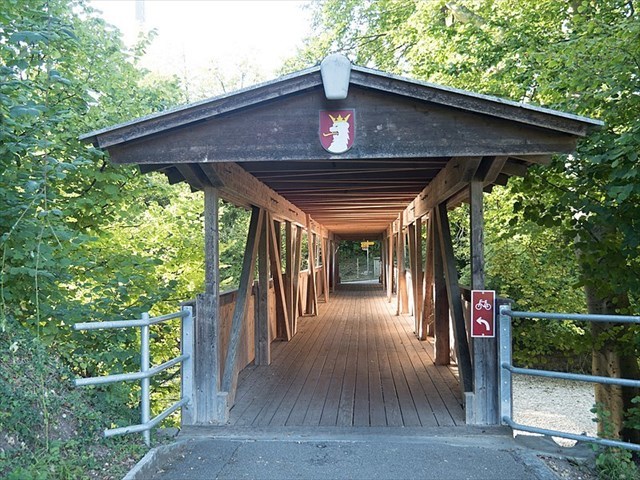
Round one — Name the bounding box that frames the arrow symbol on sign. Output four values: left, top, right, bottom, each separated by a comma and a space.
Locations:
476, 317, 490, 331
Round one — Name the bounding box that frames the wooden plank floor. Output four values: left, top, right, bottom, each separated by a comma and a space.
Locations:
230, 283, 465, 427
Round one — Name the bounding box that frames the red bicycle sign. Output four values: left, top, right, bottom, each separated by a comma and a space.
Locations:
471, 290, 495, 338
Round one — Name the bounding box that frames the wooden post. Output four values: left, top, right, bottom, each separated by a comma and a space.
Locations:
292, 225, 303, 333
387, 230, 394, 302
255, 209, 270, 366
285, 221, 295, 336
329, 240, 336, 292
420, 217, 432, 341
333, 240, 340, 287
470, 178, 498, 425
306, 214, 318, 316
435, 202, 473, 394
415, 217, 423, 336
396, 217, 409, 315
408, 221, 418, 327
380, 238, 387, 291
320, 236, 329, 303
268, 214, 291, 341
432, 211, 450, 365
221, 206, 264, 408
189, 185, 221, 425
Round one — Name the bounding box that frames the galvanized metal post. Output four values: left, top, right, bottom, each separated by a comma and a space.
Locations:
498, 304, 512, 425
141, 312, 151, 446
180, 306, 194, 426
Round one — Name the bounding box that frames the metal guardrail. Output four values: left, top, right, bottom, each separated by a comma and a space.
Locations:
499, 305, 640, 452
73, 307, 193, 445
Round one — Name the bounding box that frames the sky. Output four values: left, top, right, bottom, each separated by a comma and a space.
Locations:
90, 1, 314, 92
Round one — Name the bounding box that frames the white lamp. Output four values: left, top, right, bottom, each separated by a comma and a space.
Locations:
320, 54, 351, 100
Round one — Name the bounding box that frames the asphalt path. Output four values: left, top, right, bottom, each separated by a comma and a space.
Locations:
132, 427, 558, 480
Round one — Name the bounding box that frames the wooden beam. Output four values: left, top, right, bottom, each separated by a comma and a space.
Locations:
269, 214, 291, 341
306, 214, 319, 316
470, 179, 498, 425
435, 202, 473, 393
221, 206, 264, 406
395, 216, 409, 315
321, 236, 329, 303
285, 221, 295, 337
292, 225, 303, 333
408, 221, 418, 330
414, 218, 423, 336
432, 211, 450, 365
387, 229, 394, 303
403, 156, 483, 222
89, 70, 322, 149
444, 157, 509, 209
189, 185, 221, 425
204, 186, 219, 296
176, 164, 208, 191
421, 216, 433, 341
380, 238, 387, 292
255, 209, 270, 366
199, 162, 330, 237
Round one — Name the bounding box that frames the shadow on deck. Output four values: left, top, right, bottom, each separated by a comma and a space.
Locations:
229, 283, 464, 427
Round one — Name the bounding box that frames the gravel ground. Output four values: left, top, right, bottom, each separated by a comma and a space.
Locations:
513, 374, 598, 445
512, 375, 601, 479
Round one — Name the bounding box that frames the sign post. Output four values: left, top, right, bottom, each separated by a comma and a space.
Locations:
360, 241, 375, 275
471, 290, 495, 337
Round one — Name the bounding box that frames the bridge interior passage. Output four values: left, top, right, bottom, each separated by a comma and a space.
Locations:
230, 284, 463, 428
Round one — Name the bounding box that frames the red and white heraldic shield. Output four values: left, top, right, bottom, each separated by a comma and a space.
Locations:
319, 109, 355, 154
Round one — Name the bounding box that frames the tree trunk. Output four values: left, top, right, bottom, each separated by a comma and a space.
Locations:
586, 285, 640, 443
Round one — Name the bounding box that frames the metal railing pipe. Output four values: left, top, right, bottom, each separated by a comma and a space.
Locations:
501, 309, 640, 324
74, 307, 194, 445
503, 417, 640, 452
104, 397, 189, 438
74, 355, 188, 387
499, 306, 640, 452
74, 310, 188, 331
140, 312, 151, 446
503, 364, 640, 388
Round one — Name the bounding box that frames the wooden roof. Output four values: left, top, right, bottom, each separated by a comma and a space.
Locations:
83, 64, 602, 240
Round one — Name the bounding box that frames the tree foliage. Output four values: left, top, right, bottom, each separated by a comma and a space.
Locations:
0, 0, 199, 433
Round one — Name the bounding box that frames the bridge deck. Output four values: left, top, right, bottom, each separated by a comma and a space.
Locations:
230, 284, 464, 427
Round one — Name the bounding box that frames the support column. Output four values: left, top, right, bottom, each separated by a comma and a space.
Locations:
285, 221, 295, 336
396, 217, 409, 315
189, 185, 221, 425
470, 179, 498, 425
432, 211, 450, 365
292, 225, 303, 332
387, 230, 394, 302
409, 218, 423, 336
269, 215, 290, 341
321, 236, 329, 303
255, 209, 270, 365
380, 238, 387, 290
408, 221, 418, 324
435, 203, 473, 395
221, 206, 264, 410
333, 240, 340, 287
306, 215, 318, 316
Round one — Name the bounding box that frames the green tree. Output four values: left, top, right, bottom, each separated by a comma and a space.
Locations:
0, 0, 190, 416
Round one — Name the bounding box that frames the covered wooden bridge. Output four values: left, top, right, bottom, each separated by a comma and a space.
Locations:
83, 55, 600, 427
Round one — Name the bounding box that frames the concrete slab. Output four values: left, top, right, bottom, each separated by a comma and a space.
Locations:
133, 427, 558, 480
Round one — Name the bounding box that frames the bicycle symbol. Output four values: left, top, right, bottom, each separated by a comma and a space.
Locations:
475, 299, 492, 311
